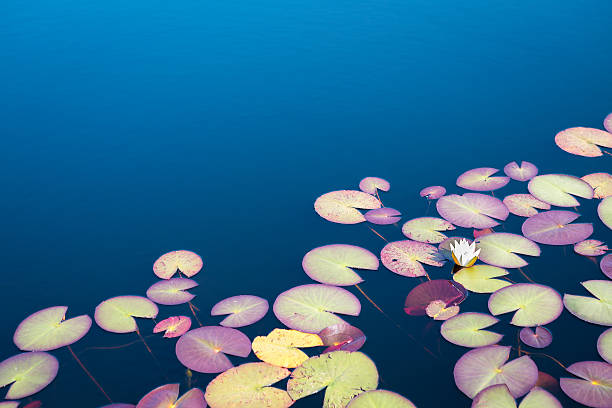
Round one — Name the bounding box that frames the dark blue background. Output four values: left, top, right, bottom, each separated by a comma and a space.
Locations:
1, 1, 611, 407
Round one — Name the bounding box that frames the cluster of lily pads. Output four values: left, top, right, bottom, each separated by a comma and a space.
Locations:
1, 115, 611, 408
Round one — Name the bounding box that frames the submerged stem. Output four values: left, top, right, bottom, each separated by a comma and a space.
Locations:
188, 301, 203, 326
375, 190, 384, 207
67, 345, 112, 403
519, 349, 567, 370
367, 226, 388, 242
135, 326, 168, 380
517, 267, 536, 283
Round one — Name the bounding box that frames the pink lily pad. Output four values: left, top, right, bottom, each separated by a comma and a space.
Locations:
420, 186, 446, 200
153, 316, 191, 338
153, 250, 203, 279
314, 190, 381, 224
146, 278, 198, 306
364, 208, 401, 225
605, 113, 612, 133
519, 326, 553, 348
522, 210, 593, 245
503, 161, 538, 181
381, 240, 445, 278
175, 326, 251, 373
404, 280, 467, 316
600, 254, 612, 279
425, 300, 460, 320
555, 127, 612, 157
359, 177, 390, 195
574, 240, 608, 257
437, 193, 509, 229
136, 383, 206, 408
318, 323, 366, 353
211, 295, 269, 328
560, 361, 612, 408
457, 168, 510, 191
503, 194, 551, 218
582, 173, 612, 199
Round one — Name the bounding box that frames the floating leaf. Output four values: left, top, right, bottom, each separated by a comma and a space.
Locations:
454, 345, 538, 398
287, 351, 378, 408
359, 177, 390, 195
314, 190, 381, 224
346, 390, 417, 408
503, 194, 551, 218
0, 352, 59, 399
175, 326, 251, 373
252, 329, 323, 368
555, 127, 612, 157
13, 306, 91, 351
381, 240, 444, 278
153, 316, 191, 338
364, 208, 402, 225
582, 173, 612, 199
519, 386, 562, 408
302, 244, 379, 286
598, 328, 612, 364
503, 161, 538, 182
420, 186, 446, 200
605, 113, 612, 133
522, 210, 593, 245
211, 295, 269, 328
560, 361, 612, 408
318, 323, 366, 353
488, 284, 563, 327
273, 284, 361, 333
528, 174, 593, 207
457, 167, 510, 191
599, 197, 612, 229
475, 233, 541, 268
441, 312, 502, 348
0, 403, 20, 408
153, 250, 203, 279
146, 278, 198, 306
437, 193, 509, 229
136, 384, 207, 408
471, 384, 516, 408
563, 280, 612, 326
425, 300, 459, 320
519, 326, 553, 348
404, 280, 467, 316
401, 217, 456, 244
574, 240, 609, 257
204, 362, 293, 408
453, 265, 512, 294
601, 254, 612, 279
95, 296, 158, 334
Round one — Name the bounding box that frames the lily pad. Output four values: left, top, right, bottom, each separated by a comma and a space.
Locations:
318, 323, 366, 353
599, 197, 612, 229
347, 390, 417, 408
528, 174, 593, 207
273, 284, 361, 333
560, 361, 612, 408
136, 384, 207, 408
252, 329, 323, 368
153, 250, 203, 279
314, 190, 381, 224
404, 280, 467, 316
454, 345, 538, 398
0, 352, 59, 399
601, 254, 612, 279
401, 217, 456, 244
522, 210, 593, 245
175, 326, 251, 373
598, 328, 612, 364
425, 300, 460, 320
359, 177, 390, 195
503, 194, 550, 218
420, 186, 446, 200
453, 265, 512, 294
364, 208, 402, 225
488, 284, 563, 327
441, 312, 503, 347
582, 173, 612, 199
519, 326, 553, 349
457, 168, 510, 191
381, 240, 445, 278
472, 384, 561, 408
302, 244, 379, 286
606, 113, 612, 133
563, 280, 612, 326
204, 362, 293, 408
95, 296, 158, 334
437, 193, 509, 229
13, 306, 92, 351
146, 278, 198, 306
503, 161, 538, 182
475, 233, 540, 268
287, 351, 378, 408
574, 240, 608, 257
211, 295, 269, 328
153, 316, 191, 338
555, 127, 612, 157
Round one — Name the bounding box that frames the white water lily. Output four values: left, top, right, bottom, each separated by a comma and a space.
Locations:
450, 238, 481, 267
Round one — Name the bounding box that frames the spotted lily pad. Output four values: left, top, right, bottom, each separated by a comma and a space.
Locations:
287, 351, 378, 408
475, 233, 540, 268
582, 173, 612, 199
381, 240, 444, 278
153, 250, 203, 279
563, 280, 612, 326
503, 194, 550, 218
574, 240, 608, 257
302, 244, 379, 286
314, 190, 381, 224
488, 284, 563, 327
401, 217, 456, 244
528, 174, 593, 207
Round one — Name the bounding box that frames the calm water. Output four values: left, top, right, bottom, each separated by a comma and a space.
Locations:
1, 1, 611, 407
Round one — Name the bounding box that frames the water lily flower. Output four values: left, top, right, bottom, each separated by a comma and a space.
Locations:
450, 238, 481, 267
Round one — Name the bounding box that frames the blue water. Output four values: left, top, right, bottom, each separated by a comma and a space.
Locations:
1, 1, 611, 407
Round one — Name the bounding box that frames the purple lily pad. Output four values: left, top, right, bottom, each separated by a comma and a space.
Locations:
420, 186, 446, 200
601, 254, 612, 279
520, 326, 553, 348
560, 361, 612, 408
359, 177, 390, 195
456, 168, 510, 191
146, 278, 198, 306
210, 295, 269, 328
404, 280, 467, 316
364, 208, 401, 225
437, 193, 509, 229
318, 323, 366, 353
522, 210, 593, 245
503, 161, 538, 181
